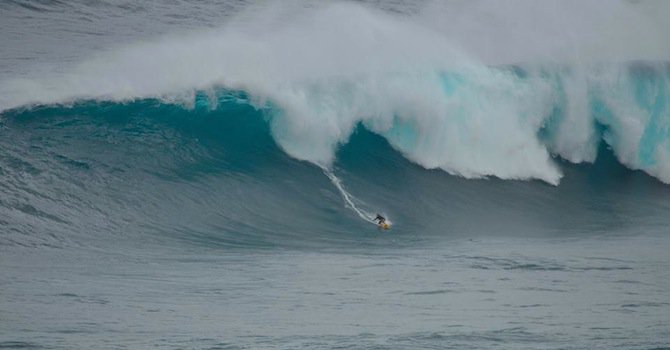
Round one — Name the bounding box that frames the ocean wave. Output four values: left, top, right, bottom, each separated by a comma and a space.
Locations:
2, 97, 670, 248
2, 3, 669, 185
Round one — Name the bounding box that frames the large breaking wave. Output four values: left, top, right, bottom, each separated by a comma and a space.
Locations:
3, 95, 670, 249
2, 2, 669, 185
1, 95, 668, 248
2, 1, 670, 247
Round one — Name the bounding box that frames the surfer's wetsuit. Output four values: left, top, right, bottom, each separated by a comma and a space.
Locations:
374, 214, 386, 225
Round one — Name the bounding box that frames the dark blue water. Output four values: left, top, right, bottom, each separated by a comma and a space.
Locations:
1, 1, 669, 349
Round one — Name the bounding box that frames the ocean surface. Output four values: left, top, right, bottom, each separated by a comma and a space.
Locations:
1, 1, 670, 349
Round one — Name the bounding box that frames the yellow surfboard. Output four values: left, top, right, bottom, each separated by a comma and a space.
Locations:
378, 222, 391, 230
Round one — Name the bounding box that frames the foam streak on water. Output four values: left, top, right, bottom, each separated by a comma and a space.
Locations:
322, 167, 378, 225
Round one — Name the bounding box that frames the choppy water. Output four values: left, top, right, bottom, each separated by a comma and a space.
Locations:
1, 1, 670, 349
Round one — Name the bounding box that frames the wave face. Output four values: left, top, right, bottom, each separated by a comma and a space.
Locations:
2, 96, 670, 249
1, 0, 670, 247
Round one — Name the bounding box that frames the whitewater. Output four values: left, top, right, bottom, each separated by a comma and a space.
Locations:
1, 1, 669, 349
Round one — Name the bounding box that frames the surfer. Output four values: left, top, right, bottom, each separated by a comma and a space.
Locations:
374, 214, 386, 225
